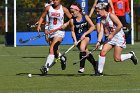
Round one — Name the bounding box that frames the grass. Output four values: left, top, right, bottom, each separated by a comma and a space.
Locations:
0, 43, 140, 93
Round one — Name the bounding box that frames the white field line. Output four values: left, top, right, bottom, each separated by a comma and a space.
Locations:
0, 54, 46, 57
9, 89, 140, 93
53, 88, 140, 93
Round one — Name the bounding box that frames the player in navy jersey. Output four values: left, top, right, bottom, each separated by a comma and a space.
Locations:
65, 3, 97, 73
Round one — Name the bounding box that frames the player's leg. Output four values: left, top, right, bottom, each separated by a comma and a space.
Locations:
95, 43, 113, 76
40, 37, 63, 75
78, 37, 90, 73
114, 46, 138, 65
47, 36, 63, 66
86, 47, 98, 74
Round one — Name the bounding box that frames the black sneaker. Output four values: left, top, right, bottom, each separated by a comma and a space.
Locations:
60, 55, 67, 70
129, 51, 138, 65
95, 72, 103, 76
40, 66, 48, 75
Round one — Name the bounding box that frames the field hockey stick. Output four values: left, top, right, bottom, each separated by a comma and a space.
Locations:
19, 27, 62, 44
27, 22, 48, 28
19, 34, 45, 44
73, 39, 110, 65
73, 47, 98, 65
49, 40, 82, 68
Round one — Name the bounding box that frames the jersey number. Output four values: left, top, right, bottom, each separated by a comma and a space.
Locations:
78, 28, 83, 33
53, 18, 57, 25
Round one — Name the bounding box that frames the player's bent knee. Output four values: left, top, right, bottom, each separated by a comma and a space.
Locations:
49, 49, 54, 54
100, 51, 106, 57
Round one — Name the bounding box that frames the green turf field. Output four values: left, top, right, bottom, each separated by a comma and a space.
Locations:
0, 43, 140, 93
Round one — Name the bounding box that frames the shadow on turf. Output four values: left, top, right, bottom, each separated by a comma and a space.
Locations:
16, 73, 92, 77
22, 57, 46, 58
16, 73, 130, 77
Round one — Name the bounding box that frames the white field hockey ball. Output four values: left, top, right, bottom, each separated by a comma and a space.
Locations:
28, 74, 32, 78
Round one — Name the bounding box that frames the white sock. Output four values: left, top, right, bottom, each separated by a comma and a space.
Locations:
98, 55, 106, 73
121, 53, 133, 61
45, 54, 55, 71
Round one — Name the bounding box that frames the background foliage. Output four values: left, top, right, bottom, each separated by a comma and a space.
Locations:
0, 0, 140, 32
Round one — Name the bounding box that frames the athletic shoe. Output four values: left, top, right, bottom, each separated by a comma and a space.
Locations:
94, 72, 103, 76
40, 66, 48, 75
78, 68, 85, 73
60, 55, 67, 70
129, 51, 138, 65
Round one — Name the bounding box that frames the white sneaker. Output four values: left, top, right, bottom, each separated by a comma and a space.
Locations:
78, 68, 85, 73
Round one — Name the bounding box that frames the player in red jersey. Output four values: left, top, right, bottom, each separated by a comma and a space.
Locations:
112, 0, 130, 32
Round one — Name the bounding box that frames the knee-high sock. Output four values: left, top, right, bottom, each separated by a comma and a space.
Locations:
45, 54, 55, 71
98, 55, 106, 73
79, 52, 86, 68
87, 54, 96, 70
121, 53, 133, 61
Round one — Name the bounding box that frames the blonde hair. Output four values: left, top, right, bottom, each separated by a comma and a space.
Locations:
95, 3, 107, 10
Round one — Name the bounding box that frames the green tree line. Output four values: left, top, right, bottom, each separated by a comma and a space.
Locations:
0, 0, 140, 32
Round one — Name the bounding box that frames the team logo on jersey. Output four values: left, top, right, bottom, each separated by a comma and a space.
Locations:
51, 12, 60, 17
117, 1, 124, 9
75, 22, 87, 28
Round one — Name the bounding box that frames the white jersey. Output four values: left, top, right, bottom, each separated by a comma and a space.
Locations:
48, 5, 64, 30
101, 13, 126, 48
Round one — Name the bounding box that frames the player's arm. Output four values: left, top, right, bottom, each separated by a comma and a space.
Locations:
37, 6, 50, 32
109, 0, 115, 14
98, 23, 104, 43
61, 20, 70, 29
89, 0, 98, 17
70, 19, 77, 44
63, 6, 72, 19
109, 13, 123, 39
96, 23, 104, 48
84, 15, 95, 36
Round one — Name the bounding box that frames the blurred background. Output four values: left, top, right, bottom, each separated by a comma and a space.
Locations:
0, 0, 140, 45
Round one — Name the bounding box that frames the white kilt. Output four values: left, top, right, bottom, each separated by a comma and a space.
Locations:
48, 30, 65, 39
107, 30, 126, 48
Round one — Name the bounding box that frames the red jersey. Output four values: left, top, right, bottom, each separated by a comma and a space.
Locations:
112, 0, 130, 16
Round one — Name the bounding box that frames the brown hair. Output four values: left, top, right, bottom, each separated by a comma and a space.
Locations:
70, 2, 82, 13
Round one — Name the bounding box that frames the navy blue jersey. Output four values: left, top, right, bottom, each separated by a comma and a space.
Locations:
73, 15, 91, 41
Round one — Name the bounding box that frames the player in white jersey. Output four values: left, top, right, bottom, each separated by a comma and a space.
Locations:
94, 3, 138, 76
89, 0, 114, 50
37, 0, 72, 75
